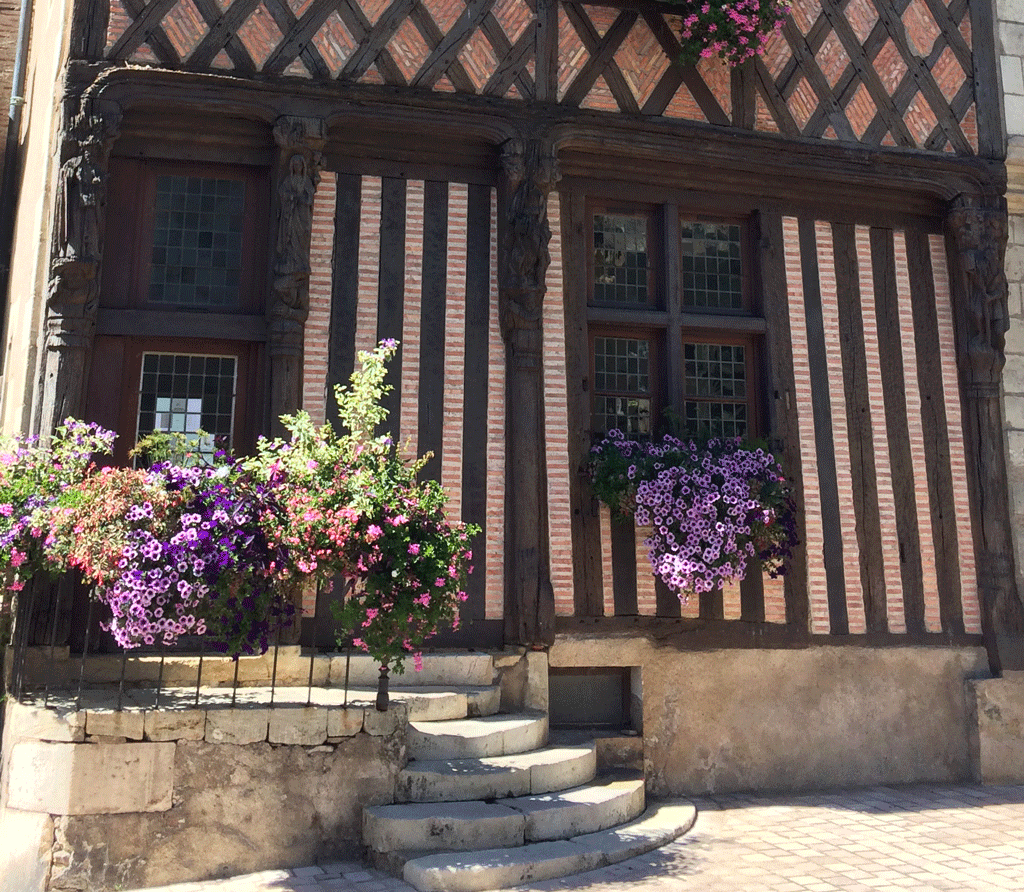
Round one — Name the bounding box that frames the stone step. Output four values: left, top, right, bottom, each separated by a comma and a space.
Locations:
398, 743, 597, 802
401, 800, 697, 892
364, 773, 645, 854
342, 654, 495, 688
346, 686, 500, 722
408, 713, 549, 760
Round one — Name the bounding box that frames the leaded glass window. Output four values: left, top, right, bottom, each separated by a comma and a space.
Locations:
593, 214, 650, 305
681, 222, 743, 310
592, 336, 653, 435
683, 341, 748, 439
137, 353, 237, 460
149, 176, 245, 308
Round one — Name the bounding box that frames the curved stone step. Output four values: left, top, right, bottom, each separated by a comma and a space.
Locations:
401, 800, 698, 892
407, 713, 548, 760
365, 773, 644, 854
330, 653, 494, 688
337, 686, 500, 722
398, 742, 597, 802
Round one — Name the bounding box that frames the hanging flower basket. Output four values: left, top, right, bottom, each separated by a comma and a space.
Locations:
589, 431, 798, 599
665, 0, 792, 67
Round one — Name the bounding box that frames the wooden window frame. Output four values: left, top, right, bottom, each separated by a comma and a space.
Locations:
588, 325, 664, 437
92, 336, 260, 467
587, 201, 662, 311
586, 202, 765, 440
102, 158, 269, 314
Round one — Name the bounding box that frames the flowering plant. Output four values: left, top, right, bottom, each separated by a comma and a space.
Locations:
666, 0, 790, 67
589, 431, 798, 598
49, 461, 293, 655
250, 340, 477, 676
0, 420, 116, 593
0, 343, 474, 672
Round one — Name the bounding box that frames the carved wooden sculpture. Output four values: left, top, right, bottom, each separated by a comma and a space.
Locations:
39, 102, 121, 438
499, 137, 559, 647
948, 195, 1024, 672
269, 115, 325, 439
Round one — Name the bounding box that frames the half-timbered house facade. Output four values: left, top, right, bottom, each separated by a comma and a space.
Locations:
3, 0, 1024, 796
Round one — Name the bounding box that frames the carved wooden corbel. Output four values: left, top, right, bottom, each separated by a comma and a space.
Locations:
498, 136, 560, 647
946, 194, 1024, 671
498, 137, 561, 347
39, 102, 121, 437
269, 115, 325, 437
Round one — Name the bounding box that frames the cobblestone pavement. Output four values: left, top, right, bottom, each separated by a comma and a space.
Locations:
141, 784, 1024, 892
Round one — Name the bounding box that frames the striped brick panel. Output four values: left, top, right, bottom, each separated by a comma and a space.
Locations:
929, 235, 982, 634
814, 221, 867, 633
772, 219, 977, 638
317, 174, 504, 625
304, 171, 336, 425
400, 181, 425, 458
442, 183, 468, 520
486, 198, 505, 620
893, 232, 942, 632
544, 194, 576, 616
783, 217, 832, 634
855, 226, 906, 633
355, 177, 382, 359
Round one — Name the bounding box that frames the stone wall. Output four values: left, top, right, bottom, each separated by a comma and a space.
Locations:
0, 0, 19, 191
0, 699, 405, 892
999, 0, 1024, 612
550, 638, 990, 796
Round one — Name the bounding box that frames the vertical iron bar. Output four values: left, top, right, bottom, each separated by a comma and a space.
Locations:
75, 596, 96, 712
11, 582, 35, 702
155, 643, 166, 709
194, 638, 205, 708
231, 657, 239, 707
270, 616, 282, 707
43, 580, 65, 708
343, 645, 351, 708
117, 647, 128, 711
306, 581, 322, 706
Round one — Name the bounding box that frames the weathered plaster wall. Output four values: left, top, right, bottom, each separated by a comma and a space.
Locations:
999, 1, 1024, 612
0, 0, 73, 435
0, 0, 19, 191
550, 638, 989, 796
0, 700, 405, 892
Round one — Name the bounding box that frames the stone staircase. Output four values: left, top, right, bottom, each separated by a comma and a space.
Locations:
362, 652, 696, 892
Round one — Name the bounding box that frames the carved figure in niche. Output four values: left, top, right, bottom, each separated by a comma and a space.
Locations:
51, 139, 104, 269
276, 153, 315, 278
950, 201, 1009, 383
500, 139, 560, 338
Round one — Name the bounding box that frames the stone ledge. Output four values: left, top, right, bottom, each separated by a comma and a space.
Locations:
6, 741, 175, 815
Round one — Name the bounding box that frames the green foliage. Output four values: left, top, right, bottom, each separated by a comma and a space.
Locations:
249, 340, 477, 674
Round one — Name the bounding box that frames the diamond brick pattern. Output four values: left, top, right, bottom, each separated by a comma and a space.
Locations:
100, 0, 977, 153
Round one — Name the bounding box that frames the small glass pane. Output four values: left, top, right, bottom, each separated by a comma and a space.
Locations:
683, 341, 748, 438
592, 336, 652, 435
149, 176, 245, 308
594, 337, 650, 394
681, 222, 744, 310
137, 352, 237, 461
593, 214, 649, 305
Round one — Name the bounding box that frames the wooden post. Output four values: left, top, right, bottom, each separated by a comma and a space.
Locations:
499, 137, 559, 647
946, 195, 1024, 672
269, 116, 325, 439
37, 102, 121, 439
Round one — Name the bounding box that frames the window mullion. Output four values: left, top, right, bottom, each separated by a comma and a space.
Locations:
663, 204, 683, 431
